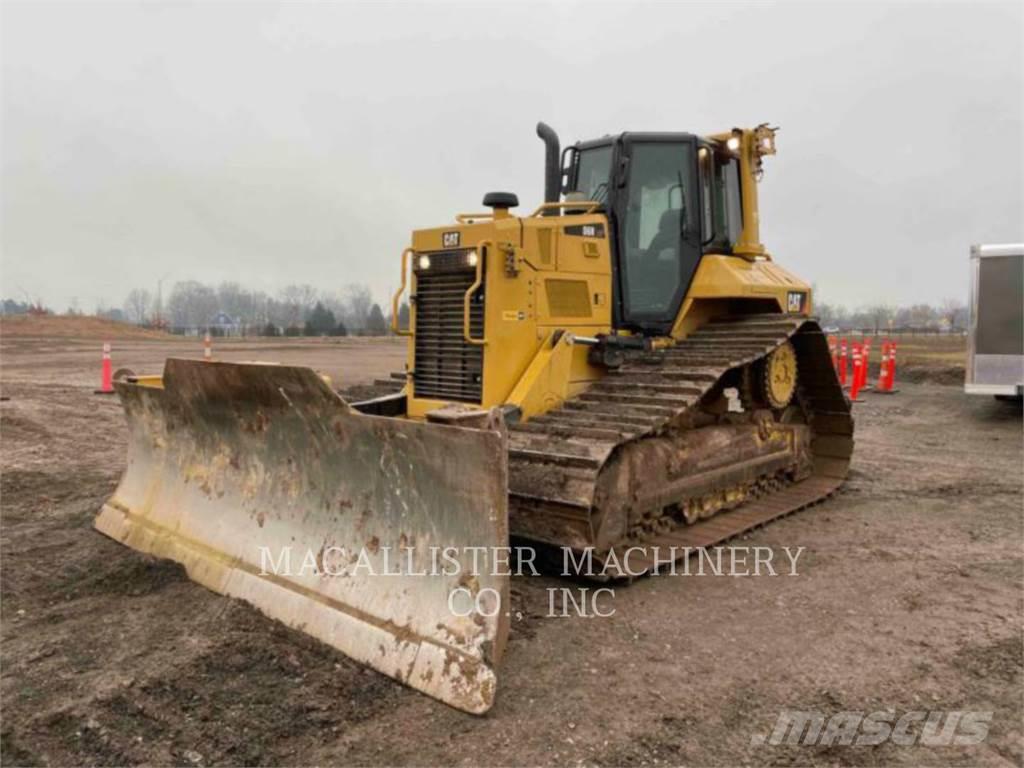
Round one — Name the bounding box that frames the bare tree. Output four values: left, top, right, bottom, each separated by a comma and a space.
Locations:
940, 298, 967, 331
907, 303, 937, 328
249, 290, 272, 327
278, 284, 317, 328
168, 280, 217, 329
814, 302, 844, 327
216, 282, 249, 320
264, 295, 290, 328
863, 303, 896, 334
124, 288, 152, 325
344, 284, 373, 331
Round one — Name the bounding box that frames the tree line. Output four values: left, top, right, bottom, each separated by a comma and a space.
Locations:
3, 290, 965, 336
813, 297, 967, 333
117, 281, 409, 337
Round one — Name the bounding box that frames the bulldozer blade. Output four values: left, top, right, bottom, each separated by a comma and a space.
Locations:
95, 358, 509, 714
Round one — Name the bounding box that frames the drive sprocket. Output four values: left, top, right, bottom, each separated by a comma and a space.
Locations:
738, 340, 798, 411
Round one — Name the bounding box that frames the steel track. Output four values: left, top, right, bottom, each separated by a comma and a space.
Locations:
505, 315, 853, 568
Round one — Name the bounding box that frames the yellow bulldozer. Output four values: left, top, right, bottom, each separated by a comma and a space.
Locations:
96, 122, 853, 714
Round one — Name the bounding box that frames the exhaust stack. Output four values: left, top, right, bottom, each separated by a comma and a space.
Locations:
535, 122, 560, 209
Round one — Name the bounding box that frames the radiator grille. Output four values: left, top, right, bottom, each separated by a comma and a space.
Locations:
413, 257, 484, 402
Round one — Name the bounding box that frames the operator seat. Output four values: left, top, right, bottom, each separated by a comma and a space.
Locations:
647, 207, 681, 258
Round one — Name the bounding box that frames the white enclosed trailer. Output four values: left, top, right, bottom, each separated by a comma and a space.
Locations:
966, 243, 1023, 397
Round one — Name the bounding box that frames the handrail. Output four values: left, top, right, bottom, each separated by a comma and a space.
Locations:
390, 248, 414, 336
463, 241, 489, 346
528, 200, 602, 217
455, 212, 494, 224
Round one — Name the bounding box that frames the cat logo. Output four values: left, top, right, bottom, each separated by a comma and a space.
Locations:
787, 291, 807, 313
442, 231, 460, 248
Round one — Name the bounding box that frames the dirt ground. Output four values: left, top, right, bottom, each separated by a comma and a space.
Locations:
0, 316, 172, 341
1, 331, 1021, 767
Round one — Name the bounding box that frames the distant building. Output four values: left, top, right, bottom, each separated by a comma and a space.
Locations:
209, 311, 242, 337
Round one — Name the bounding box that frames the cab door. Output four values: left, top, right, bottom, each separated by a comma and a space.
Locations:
611, 134, 701, 334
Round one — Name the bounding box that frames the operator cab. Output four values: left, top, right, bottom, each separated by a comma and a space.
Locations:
563, 133, 746, 335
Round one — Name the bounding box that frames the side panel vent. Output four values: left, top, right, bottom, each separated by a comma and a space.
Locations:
545, 279, 592, 318
537, 229, 553, 265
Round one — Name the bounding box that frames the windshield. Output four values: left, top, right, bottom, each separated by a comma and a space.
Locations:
574, 145, 613, 203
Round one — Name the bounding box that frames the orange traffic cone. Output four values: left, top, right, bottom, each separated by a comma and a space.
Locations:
838, 339, 848, 387
94, 343, 115, 395
876, 342, 890, 390
885, 341, 899, 393
858, 341, 867, 390
873, 340, 900, 394
860, 338, 873, 391
849, 344, 863, 402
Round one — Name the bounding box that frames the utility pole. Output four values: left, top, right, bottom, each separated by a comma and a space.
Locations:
155, 272, 172, 328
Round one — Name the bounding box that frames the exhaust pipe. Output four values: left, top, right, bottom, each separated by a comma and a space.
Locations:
536, 122, 560, 210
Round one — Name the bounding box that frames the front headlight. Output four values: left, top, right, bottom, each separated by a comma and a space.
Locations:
466, 251, 479, 268
418, 254, 431, 270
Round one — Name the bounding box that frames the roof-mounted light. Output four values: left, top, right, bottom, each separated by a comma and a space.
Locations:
754, 124, 778, 156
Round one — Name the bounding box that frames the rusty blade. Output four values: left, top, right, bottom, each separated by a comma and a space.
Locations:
95, 358, 509, 714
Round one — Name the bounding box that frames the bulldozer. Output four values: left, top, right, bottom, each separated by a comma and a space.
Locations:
96, 122, 853, 714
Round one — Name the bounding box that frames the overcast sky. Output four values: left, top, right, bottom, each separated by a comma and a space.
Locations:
2, 1, 1022, 313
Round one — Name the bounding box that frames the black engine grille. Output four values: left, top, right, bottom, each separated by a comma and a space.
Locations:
413, 254, 484, 402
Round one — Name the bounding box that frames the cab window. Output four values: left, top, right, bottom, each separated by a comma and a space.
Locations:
574, 145, 613, 203
621, 142, 696, 317
701, 149, 743, 252
718, 156, 743, 244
